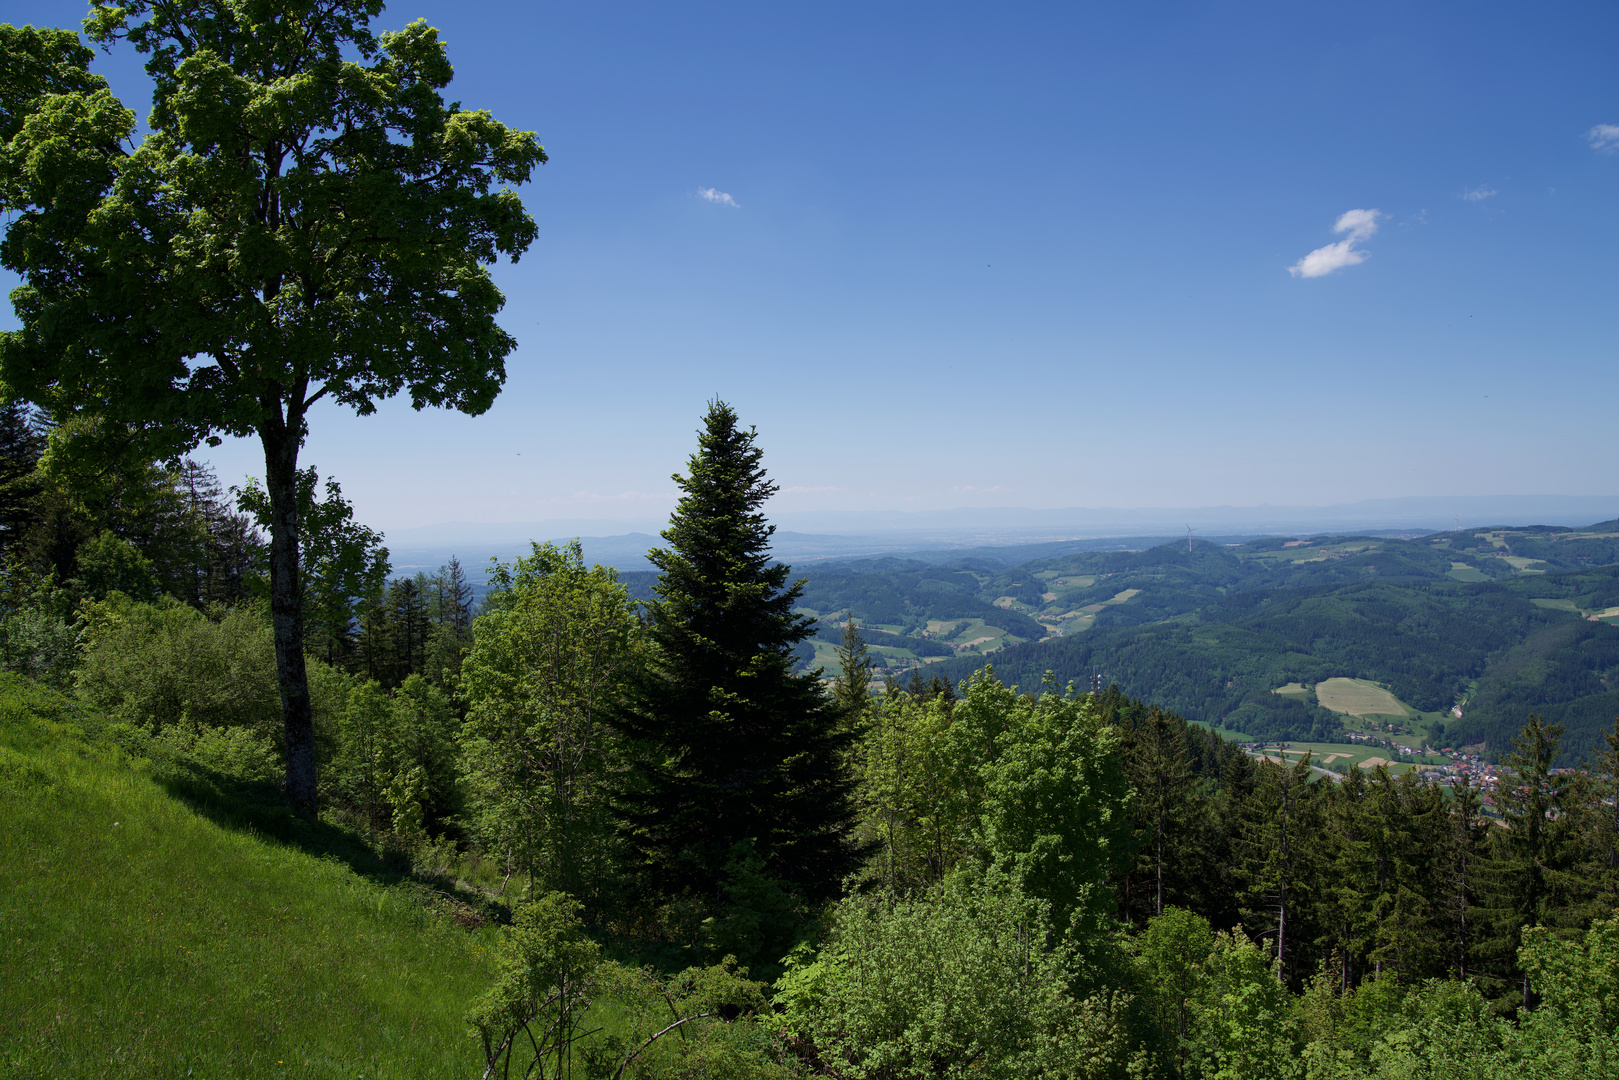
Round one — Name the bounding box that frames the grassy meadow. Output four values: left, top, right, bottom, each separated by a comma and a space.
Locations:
0, 677, 501, 1080
1312, 677, 1410, 719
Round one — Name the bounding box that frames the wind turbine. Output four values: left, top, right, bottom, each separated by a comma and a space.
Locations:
1186, 523, 1196, 554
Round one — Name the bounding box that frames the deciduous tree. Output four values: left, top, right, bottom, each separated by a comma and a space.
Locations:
0, 3, 544, 809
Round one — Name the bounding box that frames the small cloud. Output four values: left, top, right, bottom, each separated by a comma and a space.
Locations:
1460, 185, 1497, 202
951, 484, 1008, 493
697, 187, 739, 207
1288, 208, 1383, 279
781, 485, 840, 494
1587, 124, 1619, 152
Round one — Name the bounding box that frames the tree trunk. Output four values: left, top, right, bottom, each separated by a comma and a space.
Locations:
262, 424, 317, 812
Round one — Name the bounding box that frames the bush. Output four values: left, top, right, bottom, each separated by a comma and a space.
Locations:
772, 871, 1136, 1080
328, 675, 460, 834
469, 892, 788, 1080
0, 570, 81, 689
76, 595, 350, 754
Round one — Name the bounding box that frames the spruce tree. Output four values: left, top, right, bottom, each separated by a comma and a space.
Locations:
832, 619, 873, 717
1233, 754, 1320, 985
1474, 715, 1587, 1006
0, 401, 44, 561
616, 402, 858, 901
1120, 705, 1204, 923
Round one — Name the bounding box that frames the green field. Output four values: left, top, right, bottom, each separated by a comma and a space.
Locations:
0, 677, 500, 1078
1314, 677, 1413, 719
1247, 740, 1437, 776
1447, 562, 1490, 582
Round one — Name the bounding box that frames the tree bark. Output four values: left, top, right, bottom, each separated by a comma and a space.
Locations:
262, 418, 316, 812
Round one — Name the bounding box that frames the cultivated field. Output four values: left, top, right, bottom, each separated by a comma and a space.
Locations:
1248, 740, 1431, 775
1314, 677, 1412, 718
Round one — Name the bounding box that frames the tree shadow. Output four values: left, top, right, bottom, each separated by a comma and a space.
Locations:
152, 757, 508, 926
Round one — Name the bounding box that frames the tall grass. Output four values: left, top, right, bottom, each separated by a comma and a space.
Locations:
0, 676, 498, 1079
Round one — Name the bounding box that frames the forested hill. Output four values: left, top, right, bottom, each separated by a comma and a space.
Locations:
937, 568, 1619, 756
748, 522, 1619, 758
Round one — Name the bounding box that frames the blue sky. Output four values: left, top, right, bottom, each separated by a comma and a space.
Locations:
5, 1, 1617, 532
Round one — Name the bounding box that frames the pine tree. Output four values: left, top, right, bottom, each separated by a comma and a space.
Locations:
1474, 715, 1587, 1006
423, 556, 476, 688
1319, 763, 1373, 991
1120, 705, 1204, 923
832, 618, 873, 718
1441, 772, 1489, 981
1586, 717, 1619, 908
1234, 754, 1320, 985
390, 575, 432, 683
615, 401, 858, 901
0, 401, 44, 561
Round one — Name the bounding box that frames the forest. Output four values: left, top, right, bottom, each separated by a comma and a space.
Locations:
5, 5, 1619, 1077
5, 396, 1619, 1078
720, 530, 1619, 756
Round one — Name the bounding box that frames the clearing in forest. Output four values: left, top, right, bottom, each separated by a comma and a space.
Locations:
1315, 677, 1411, 718
1272, 682, 1310, 696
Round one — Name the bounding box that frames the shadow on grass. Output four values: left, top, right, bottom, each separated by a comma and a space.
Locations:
150, 757, 510, 927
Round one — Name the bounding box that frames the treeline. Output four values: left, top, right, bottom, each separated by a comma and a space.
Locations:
0, 403, 263, 615
0, 402, 484, 709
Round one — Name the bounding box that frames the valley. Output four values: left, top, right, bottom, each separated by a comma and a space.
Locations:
733, 520, 1619, 759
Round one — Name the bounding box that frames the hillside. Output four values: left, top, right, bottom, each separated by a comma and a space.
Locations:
733, 522, 1619, 757
931, 565, 1619, 757
0, 676, 498, 1079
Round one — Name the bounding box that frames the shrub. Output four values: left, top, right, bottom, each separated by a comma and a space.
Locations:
772, 871, 1136, 1080
76, 596, 350, 753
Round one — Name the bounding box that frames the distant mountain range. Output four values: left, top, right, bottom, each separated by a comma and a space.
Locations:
385, 495, 1619, 575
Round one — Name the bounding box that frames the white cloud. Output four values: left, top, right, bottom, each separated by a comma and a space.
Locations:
1589, 124, 1619, 152
1288, 209, 1383, 279
1460, 185, 1497, 202
697, 187, 739, 207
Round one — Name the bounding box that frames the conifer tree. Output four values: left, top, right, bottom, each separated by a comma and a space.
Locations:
423, 557, 475, 688
0, 401, 44, 560
1121, 705, 1203, 922
616, 401, 858, 900
1475, 716, 1586, 1006
1234, 754, 1320, 984
832, 618, 873, 718
1441, 772, 1489, 981
1321, 763, 1373, 990
1586, 717, 1619, 909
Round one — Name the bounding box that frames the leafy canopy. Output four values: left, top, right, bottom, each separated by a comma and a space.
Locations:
0, 2, 545, 451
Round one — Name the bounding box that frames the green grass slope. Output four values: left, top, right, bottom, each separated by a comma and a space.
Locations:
0, 676, 497, 1079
